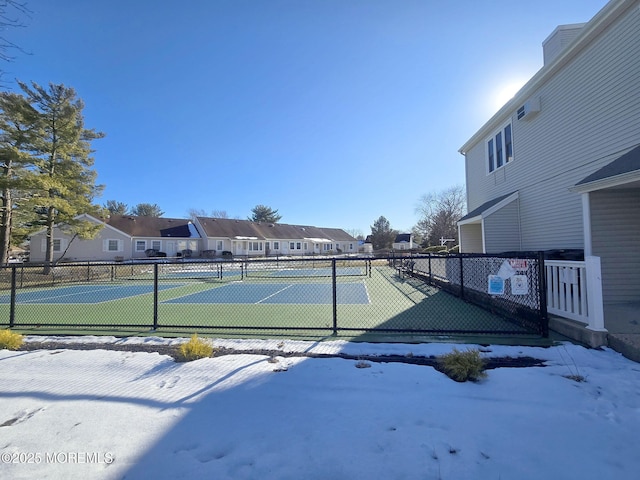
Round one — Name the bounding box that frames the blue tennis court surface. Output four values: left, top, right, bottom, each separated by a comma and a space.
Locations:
164, 282, 370, 305
0, 283, 183, 304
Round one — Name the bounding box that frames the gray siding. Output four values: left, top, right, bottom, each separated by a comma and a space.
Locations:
483, 200, 521, 253
591, 189, 640, 303
29, 225, 130, 262
463, 3, 640, 251
460, 223, 483, 253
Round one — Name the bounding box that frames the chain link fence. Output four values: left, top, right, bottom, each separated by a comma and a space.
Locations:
0, 254, 547, 337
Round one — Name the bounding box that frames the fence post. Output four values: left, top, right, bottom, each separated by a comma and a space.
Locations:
585, 255, 606, 332
459, 255, 465, 300
428, 254, 432, 284
332, 258, 338, 335
538, 251, 549, 337
9, 266, 17, 328
153, 263, 159, 330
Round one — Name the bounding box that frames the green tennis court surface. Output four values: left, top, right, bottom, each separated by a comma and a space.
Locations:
0, 281, 369, 305
164, 282, 369, 304
0, 264, 536, 337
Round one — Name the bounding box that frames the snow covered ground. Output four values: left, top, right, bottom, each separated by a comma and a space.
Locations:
1, 336, 640, 480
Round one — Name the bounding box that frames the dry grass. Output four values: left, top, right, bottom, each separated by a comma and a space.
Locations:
176, 334, 215, 362
438, 348, 487, 382
0, 329, 23, 350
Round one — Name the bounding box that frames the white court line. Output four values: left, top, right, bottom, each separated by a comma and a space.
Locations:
360, 280, 372, 304
255, 284, 295, 304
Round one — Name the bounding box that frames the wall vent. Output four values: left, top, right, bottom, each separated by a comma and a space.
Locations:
517, 97, 541, 120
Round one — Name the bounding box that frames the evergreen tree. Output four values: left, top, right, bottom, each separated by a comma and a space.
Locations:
129, 203, 164, 217
370, 216, 398, 250
104, 200, 128, 215
248, 204, 281, 223
0, 91, 38, 263
18, 81, 104, 273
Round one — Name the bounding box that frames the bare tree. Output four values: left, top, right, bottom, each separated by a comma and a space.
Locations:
0, 1, 32, 80
414, 185, 466, 247
186, 208, 229, 220
345, 228, 364, 240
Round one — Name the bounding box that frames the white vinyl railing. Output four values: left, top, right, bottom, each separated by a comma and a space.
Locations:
545, 256, 605, 331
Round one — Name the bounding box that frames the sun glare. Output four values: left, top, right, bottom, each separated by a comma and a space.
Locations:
490, 80, 527, 112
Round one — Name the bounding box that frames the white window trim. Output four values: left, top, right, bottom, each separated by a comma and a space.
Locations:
103, 239, 123, 253
486, 122, 513, 174
135, 240, 147, 252
41, 238, 68, 253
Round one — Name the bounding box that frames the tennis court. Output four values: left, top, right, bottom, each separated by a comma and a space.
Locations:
0, 283, 183, 304
0, 257, 546, 338
164, 281, 369, 305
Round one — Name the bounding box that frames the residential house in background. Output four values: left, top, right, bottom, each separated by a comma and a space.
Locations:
457, 0, 640, 349
193, 217, 357, 257
392, 233, 414, 251
29, 215, 357, 262
29, 215, 202, 263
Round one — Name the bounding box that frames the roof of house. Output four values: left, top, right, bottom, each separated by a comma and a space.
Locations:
458, 192, 517, 222
106, 215, 200, 238
394, 233, 412, 243
575, 144, 640, 186
195, 217, 355, 242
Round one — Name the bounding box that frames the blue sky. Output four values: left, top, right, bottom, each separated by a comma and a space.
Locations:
6, 0, 607, 236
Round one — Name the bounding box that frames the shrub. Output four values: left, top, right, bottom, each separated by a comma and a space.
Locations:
438, 348, 487, 382
0, 329, 23, 350
177, 334, 214, 362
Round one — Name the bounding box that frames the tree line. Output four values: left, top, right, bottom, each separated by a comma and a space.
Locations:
1, 79, 463, 268
368, 185, 465, 251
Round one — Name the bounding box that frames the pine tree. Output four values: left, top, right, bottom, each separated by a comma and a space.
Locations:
18, 81, 104, 273
104, 200, 128, 215
0, 91, 38, 264
129, 203, 164, 217
370, 216, 397, 251
248, 205, 281, 223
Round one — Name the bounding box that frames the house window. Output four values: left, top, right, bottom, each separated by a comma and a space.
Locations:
504, 124, 513, 163
103, 239, 122, 252
303, 242, 308, 251
296, 242, 301, 250
290, 242, 295, 250
487, 123, 513, 173
273, 241, 279, 250
41, 238, 68, 253
135, 240, 146, 252
152, 240, 161, 251
249, 241, 263, 251
216, 240, 224, 250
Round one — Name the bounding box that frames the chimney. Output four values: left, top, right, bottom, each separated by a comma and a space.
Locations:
542, 23, 586, 65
